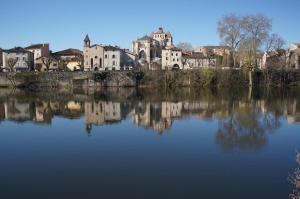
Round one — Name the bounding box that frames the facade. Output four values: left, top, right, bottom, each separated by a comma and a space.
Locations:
183, 52, 217, 69
195, 46, 231, 57
84, 35, 134, 71
2, 47, 34, 72
52, 48, 83, 71
162, 47, 183, 70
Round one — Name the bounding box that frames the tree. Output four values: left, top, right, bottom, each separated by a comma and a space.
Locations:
217, 13, 246, 67
242, 14, 272, 68
177, 42, 193, 52
41, 57, 53, 71
265, 33, 285, 53
6, 58, 18, 72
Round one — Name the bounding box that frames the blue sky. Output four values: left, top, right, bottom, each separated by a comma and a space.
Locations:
0, 0, 299, 51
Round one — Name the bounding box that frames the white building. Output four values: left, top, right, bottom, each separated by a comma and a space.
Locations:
25, 44, 50, 61
162, 47, 183, 70
2, 47, 34, 72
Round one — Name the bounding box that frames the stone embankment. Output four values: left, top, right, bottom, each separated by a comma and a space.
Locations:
0, 69, 300, 91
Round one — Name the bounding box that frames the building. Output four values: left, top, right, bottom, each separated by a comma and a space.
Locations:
133, 35, 161, 67
162, 47, 183, 70
2, 47, 34, 72
84, 35, 135, 71
262, 49, 287, 69
0, 48, 3, 67
52, 48, 83, 71
150, 27, 173, 47
35, 55, 60, 71
195, 46, 231, 57
288, 43, 300, 69
183, 52, 217, 69
133, 27, 174, 70
25, 43, 50, 61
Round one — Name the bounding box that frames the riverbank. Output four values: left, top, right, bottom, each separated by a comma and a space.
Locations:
0, 69, 300, 91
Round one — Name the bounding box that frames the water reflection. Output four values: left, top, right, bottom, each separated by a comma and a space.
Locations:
289, 152, 300, 199
0, 88, 299, 149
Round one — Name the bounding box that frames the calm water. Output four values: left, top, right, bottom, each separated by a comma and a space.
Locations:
0, 87, 300, 199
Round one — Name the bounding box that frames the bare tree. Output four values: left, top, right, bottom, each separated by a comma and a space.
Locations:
265, 33, 285, 52
177, 42, 193, 52
217, 14, 245, 67
242, 14, 272, 68
6, 58, 18, 72
41, 57, 53, 71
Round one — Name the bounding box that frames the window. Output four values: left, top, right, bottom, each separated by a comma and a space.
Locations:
23, 57, 26, 61
112, 55, 115, 59
176, 53, 178, 56
173, 59, 175, 62
166, 57, 168, 61
177, 58, 179, 62
112, 61, 116, 66
172, 53, 174, 56
105, 54, 108, 59
95, 56, 98, 59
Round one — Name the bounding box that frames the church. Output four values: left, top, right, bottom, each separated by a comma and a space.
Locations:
133, 27, 175, 70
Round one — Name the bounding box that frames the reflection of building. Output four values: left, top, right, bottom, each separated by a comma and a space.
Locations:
0, 103, 5, 120
85, 101, 121, 132
286, 99, 300, 124
5, 100, 32, 122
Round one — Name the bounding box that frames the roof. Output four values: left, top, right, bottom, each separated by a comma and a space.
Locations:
104, 45, 121, 51
53, 48, 83, 56
183, 52, 212, 59
3, 47, 32, 54
138, 35, 152, 41
163, 46, 182, 51
25, 44, 48, 50
198, 45, 232, 50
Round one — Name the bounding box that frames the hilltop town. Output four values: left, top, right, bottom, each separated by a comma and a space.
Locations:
0, 26, 299, 73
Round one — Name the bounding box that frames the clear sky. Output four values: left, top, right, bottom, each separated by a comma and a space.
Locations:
0, 0, 299, 52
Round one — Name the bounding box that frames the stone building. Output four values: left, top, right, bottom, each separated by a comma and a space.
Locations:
162, 47, 183, 70
150, 27, 173, 47
0, 48, 3, 67
195, 46, 231, 57
262, 49, 287, 69
2, 47, 34, 72
84, 35, 135, 71
288, 43, 300, 69
133, 27, 174, 70
182, 52, 217, 69
52, 48, 83, 71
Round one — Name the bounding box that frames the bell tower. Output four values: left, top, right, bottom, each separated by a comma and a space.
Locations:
84, 34, 90, 48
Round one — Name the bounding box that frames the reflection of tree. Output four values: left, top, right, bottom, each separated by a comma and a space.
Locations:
289, 152, 300, 199
216, 103, 280, 150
